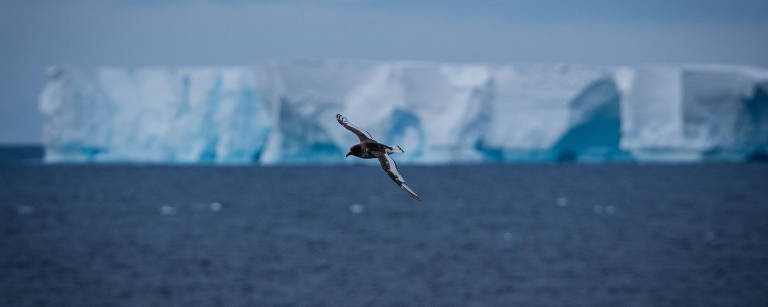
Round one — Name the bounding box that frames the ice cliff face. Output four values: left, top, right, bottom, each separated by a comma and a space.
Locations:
619, 66, 768, 161
40, 67, 271, 163
39, 61, 768, 164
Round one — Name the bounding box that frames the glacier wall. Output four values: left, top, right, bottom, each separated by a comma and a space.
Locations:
40, 67, 271, 163
39, 61, 768, 164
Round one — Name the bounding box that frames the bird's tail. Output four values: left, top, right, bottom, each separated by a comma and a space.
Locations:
388, 145, 405, 154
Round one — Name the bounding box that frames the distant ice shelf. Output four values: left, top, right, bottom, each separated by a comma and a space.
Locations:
39, 61, 768, 164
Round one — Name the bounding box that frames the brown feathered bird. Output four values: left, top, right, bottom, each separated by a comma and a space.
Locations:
336, 114, 421, 201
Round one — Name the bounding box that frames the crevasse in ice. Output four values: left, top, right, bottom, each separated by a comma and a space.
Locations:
39, 61, 768, 163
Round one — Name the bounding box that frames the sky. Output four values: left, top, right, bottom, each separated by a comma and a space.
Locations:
1, 0, 767, 143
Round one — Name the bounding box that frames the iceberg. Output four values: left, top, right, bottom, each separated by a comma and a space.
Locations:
620, 65, 768, 161
40, 66, 271, 163
253, 60, 495, 164
39, 61, 768, 164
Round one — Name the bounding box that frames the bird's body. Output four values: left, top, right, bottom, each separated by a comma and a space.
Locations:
347, 141, 402, 159
336, 114, 420, 201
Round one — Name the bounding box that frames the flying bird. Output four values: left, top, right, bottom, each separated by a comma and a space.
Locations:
336, 114, 421, 201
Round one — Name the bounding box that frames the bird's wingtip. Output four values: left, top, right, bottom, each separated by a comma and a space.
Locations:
400, 185, 421, 201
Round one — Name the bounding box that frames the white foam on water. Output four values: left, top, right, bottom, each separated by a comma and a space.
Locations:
349, 204, 364, 214
209, 202, 222, 212
160, 205, 176, 215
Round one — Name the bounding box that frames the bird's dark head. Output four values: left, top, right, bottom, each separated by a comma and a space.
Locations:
346, 144, 362, 157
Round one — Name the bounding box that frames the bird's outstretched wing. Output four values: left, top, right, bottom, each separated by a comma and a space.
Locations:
336, 114, 374, 142
377, 153, 421, 201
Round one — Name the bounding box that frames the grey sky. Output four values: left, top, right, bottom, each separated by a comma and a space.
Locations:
2, 0, 767, 143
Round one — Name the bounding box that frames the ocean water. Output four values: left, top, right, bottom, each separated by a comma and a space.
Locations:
1, 164, 767, 306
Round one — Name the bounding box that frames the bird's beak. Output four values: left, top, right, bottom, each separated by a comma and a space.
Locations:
345, 152, 351, 157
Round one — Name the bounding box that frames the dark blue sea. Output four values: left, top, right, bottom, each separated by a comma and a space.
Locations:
1, 164, 767, 306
